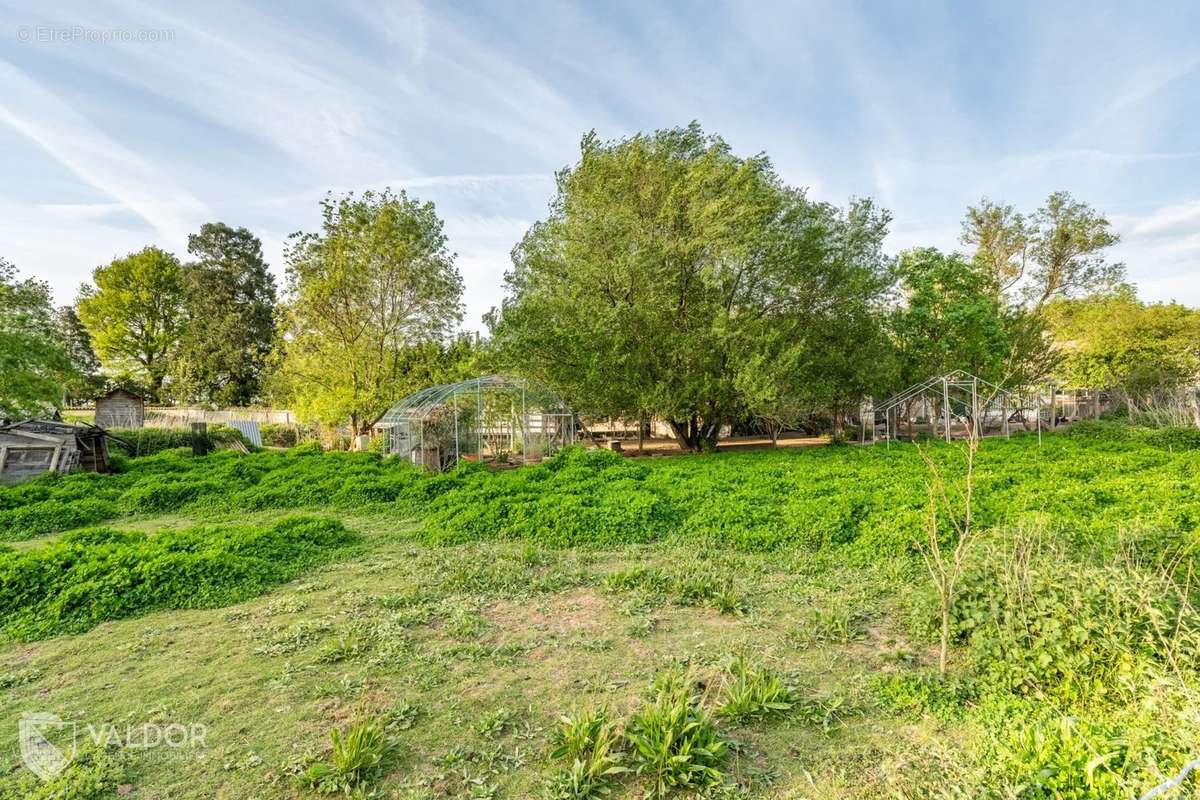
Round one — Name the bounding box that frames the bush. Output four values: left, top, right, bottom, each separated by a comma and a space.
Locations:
301, 712, 398, 796
0, 515, 358, 640
950, 544, 1200, 702
259, 423, 300, 448
546, 707, 627, 800
1142, 425, 1200, 451
716, 655, 794, 722
0, 498, 119, 541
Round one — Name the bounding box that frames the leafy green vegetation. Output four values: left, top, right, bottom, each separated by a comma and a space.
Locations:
0, 428, 1198, 798
301, 711, 399, 795
0, 515, 357, 639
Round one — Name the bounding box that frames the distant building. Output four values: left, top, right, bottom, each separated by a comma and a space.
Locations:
94, 388, 144, 429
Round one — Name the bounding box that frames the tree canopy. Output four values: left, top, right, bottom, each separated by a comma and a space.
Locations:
1047, 288, 1200, 405
0, 259, 73, 419
172, 223, 277, 406
77, 246, 185, 401
489, 124, 894, 450
276, 189, 465, 436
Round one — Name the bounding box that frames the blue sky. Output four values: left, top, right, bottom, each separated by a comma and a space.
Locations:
2, 1, 1198, 329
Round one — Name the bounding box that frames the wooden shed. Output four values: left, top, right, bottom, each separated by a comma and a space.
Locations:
94, 388, 144, 429
0, 422, 78, 485
0, 420, 117, 485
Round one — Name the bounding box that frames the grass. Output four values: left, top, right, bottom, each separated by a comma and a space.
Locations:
0, 425, 1198, 797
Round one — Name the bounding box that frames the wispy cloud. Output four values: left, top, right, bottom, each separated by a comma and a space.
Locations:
0, 60, 208, 242
1, 0, 1197, 313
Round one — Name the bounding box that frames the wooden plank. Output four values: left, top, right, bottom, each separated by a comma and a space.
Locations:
0, 445, 7, 473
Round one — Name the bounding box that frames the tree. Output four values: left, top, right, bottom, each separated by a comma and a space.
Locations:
1046, 287, 1200, 411
276, 189, 464, 437
1026, 191, 1124, 311
77, 247, 185, 401
0, 259, 72, 419
890, 248, 1011, 384
960, 197, 1029, 302
490, 124, 893, 451
52, 305, 104, 403
172, 223, 277, 406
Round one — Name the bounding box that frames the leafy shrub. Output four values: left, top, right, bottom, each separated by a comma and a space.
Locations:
0, 498, 119, 541
0, 515, 358, 639
259, 423, 302, 448
625, 672, 726, 798
717, 655, 794, 722
951, 545, 1200, 702
872, 670, 976, 721
975, 699, 1199, 800
1143, 425, 1200, 451
302, 712, 398, 795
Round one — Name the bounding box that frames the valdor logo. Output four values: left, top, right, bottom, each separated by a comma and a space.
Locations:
19, 711, 76, 781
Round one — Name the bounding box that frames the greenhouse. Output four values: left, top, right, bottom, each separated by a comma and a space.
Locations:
377, 375, 577, 470
871, 370, 1035, 444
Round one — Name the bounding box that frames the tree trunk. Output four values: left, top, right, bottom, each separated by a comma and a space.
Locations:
667, 416, 719, 453
638, 413, 645, 454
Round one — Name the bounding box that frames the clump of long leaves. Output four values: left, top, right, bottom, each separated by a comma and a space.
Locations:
546, 707, 627, 799
717, 655, 795, 722
302, 711, 398, 795
625, 672, 727, 799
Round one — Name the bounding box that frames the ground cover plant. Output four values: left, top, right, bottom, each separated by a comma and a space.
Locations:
0, 515, 357, 639
0, 424, 1199, 797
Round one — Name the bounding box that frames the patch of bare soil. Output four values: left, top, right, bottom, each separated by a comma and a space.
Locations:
486, 589, 610, 636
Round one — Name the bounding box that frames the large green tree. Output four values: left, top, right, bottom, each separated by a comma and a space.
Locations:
490, 124, 893, 450
276, 189, 464, 436
1047, 287, 1200, 411
77, 246, 185, 400
960, 197, 1029, 302
1027, 191, 1124, 311
962, 192, 1123, 311
172, 223, 277, 406
890, 248, 1012, 384
0, 259, 73, 419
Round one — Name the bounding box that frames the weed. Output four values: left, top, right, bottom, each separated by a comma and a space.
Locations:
717, 656, 794, 722
625, 672, 727, 798
302, 711, 398, 795
546, 707, 627, 800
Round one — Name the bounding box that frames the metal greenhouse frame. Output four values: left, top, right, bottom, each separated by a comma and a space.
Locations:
377, 375, 576, 471
870, 370, 1043, 446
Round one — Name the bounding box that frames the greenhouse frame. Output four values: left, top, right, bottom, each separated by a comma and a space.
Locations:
378, 375, 577, 471
871, 370, 1035, 445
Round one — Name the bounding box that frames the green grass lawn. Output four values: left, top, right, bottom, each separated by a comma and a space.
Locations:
1, 423, 1199, 798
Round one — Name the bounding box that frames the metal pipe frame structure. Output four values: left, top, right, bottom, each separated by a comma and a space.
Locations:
377, 375, 577, 471
869, 370, 1040, 445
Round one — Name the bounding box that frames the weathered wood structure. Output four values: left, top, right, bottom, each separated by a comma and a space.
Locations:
94, 388, 145, 429
0, 420, 117, 485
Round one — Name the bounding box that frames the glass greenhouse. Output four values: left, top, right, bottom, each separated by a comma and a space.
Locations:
378, 375, 577, 471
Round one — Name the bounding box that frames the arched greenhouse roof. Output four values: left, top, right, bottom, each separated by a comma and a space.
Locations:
379, 374, 573, 425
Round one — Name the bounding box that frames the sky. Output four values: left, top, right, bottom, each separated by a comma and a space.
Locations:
2, 0, 1199, 331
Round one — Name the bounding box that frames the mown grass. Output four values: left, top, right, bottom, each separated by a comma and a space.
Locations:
0, 423, 1198, 798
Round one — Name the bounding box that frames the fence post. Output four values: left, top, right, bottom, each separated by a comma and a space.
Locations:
191, 422, 209, 456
